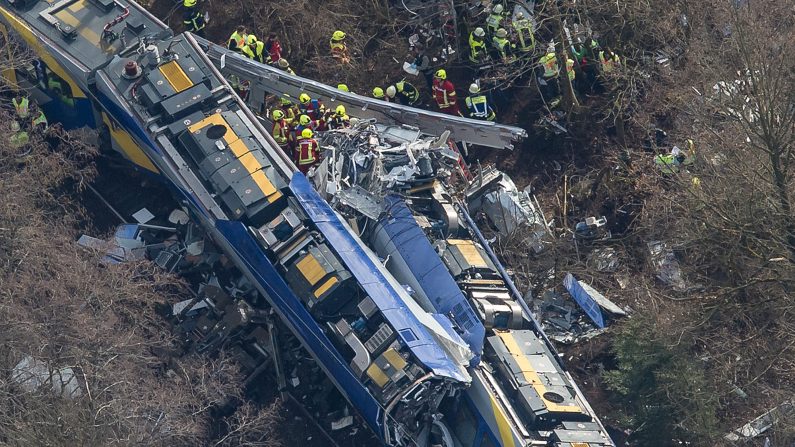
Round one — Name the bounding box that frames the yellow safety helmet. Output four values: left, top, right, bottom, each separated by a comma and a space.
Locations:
279, 96, 292, 105
301, 128, 314, 139
278, 59, 290, 68
435, 69, 447, 80
299, 93, 311, 104
247, 35, 258, 45
299, 114, 311, 125
372, 87, 385, 98
335, 105, 346, 116
332, 30, 346, 41
272, 109, 285, 120
337, 84, 350, 92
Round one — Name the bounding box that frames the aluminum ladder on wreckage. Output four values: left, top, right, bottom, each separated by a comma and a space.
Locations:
193, 35, 527, 151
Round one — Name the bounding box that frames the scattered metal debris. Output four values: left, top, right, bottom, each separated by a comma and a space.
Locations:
724, 401, 795, 442
11, 355, 83, 398
467, 165, 550, 252
648, 241, 687, 291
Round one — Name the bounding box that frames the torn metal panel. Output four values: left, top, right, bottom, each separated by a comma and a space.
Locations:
562, 273, 606, 329
194, 36, 527, 150
467, 166, 549, 252
370, 195, 486, 364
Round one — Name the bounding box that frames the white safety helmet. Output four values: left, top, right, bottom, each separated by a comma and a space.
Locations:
496, 28, 508, 38
386, 85, 397, 98
469, 83, 480, 94
493, 4, 503, 14
516, 11, 524, 19
547, 41, 555, 53
474, 27, 485, 38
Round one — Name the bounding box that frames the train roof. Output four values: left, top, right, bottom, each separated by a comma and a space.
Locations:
7, 0, 168, 73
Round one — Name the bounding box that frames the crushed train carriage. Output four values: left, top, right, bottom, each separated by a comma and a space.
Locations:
0, 0, 614, 445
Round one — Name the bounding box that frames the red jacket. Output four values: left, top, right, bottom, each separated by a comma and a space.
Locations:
433, 78, 459, 114
265, 38, 282, 63
295, 138, 320, 173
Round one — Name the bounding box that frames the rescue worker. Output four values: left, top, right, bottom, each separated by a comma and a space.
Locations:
9, 121, 29, 155
654, 151, 686, 174
464, 83, 496, 121
469, 27, 488, 64
432, 69, 461, 116
227, 26, 247, 52
13, 96, 29, 119
337, 84, 350, 93
492, 28, 515, 62
412, 44, 433, 90
242, 35, 266, 63
565, 56, 576, 91
182, 0, 205, 37
486, 4, 505, 36
298, 93, 325, 121
277, 58, 296, 75
598, 48, 621, 74
386, 80, 420, 106
290, 114, 313, 148
538, 44, 560, 101
276, 96, 298, 125
372, 87, 389, 101
330, 30, 350, 63
512, 12, 535, 53
271, 109, 290, 154
295, 128, 320, 175
328, 105, 350, 129
264, 33, 282, 64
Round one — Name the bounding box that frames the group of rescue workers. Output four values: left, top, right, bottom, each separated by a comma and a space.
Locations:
177, 0, 692, 177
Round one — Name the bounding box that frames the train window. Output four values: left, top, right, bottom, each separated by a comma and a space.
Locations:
450, 402, 478, 445
44, 66, 75, 107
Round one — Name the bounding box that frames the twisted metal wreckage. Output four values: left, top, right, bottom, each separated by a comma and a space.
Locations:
0, 0, 615, 444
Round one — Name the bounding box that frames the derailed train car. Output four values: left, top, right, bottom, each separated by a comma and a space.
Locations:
316, 124, 615, 447
0, 0, 615, 444
0, 0, 473, 444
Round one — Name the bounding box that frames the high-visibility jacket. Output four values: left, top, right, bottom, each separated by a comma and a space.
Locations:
513, 19, 535, 52
12, 97, 29, 118
228, 31, 246, 51
242, 41, 265, 63
469, 32, 487, 63
10, 129, 29, 147
465, 94, 495, 121
540, 52, 558, 78
486, 12, 503, 35
654, 154, 680, 174
272, 119, 289, 146
32, 111, 48, 129
183, 9, 205, 33
566, 58, 575, 80
492, 35, 514, 59
296, 138, 319, 166
598, 51, 620, 73
330, 40, 348, 59
395, 80, 419, 105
